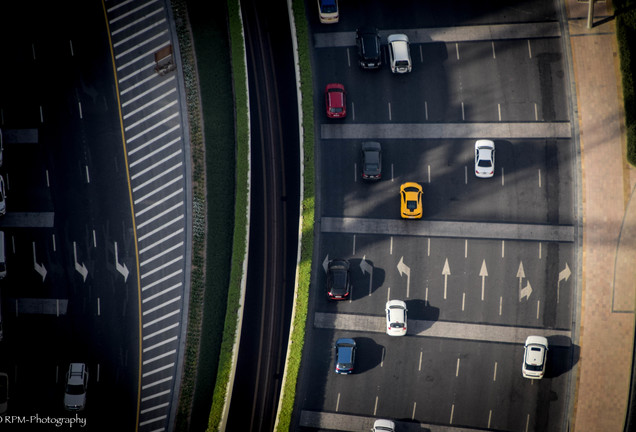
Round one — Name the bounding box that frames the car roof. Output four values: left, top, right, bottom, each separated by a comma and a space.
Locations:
336, 337, 355, 346
475, 139, 495, 149
388, 33, 408, 43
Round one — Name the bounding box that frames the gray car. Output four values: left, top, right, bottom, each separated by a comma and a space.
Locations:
362, 141, 382, 181
64, 363, 88, 411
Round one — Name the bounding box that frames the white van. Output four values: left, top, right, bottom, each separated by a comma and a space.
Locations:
0, 231, 5, 279
388, 34, 412, 74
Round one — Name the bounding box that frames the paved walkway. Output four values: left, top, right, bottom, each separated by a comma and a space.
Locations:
567, 1, 636, 431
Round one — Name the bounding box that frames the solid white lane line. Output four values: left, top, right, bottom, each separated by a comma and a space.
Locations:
140, 402, 170, 414
121, 76, 176, 108
125, 100, 178, 132
131, 137, 181, 168
138, 216, 184, 242
143, 322, 179, 340
111, 8, 163, 36
133, 163, 182, 193
130, 150, 182, 181
141, 256, 183, 279
143, 336, 178, 353
141, 377, 172, 391
143, 283, 181, 303
136, 185, 183, 212
143, 350, 176, 366
140, 228, 183, 254
114, 19, 167, 48
143, 309, 180, 327
127, 111, 179, 143
124, 87, 177, 119
142, 363, 174, 378
109, 0, 157, 23
136, 202, 183, 229
119, 62, 155, 84
142, 296, 181, 315
141, 389, 170, 402
140, 242, 183, 267
128, 125, 179, 156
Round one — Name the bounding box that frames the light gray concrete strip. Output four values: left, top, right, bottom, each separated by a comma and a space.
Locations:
321, 217, 575, 242
300, 410, 489, 432
321, 122, 572, 140
314, 312, 572, 346
0, 212, 55, 228
314, 22, 562, 48
1, 128, 38, 144
10, 298, 68, 315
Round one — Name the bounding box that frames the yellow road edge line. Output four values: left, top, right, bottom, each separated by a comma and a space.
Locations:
101, 2, 143, 430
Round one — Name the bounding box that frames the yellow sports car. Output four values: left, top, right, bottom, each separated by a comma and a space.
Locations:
400, 182, 422, 219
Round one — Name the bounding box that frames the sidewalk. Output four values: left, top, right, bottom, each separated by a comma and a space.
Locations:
566, 1, 636, 431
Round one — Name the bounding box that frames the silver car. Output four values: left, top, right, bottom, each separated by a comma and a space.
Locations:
522, 336, 548, 379
385, 300, 407, 336
64, 363, 88, 411
475, 140, 495, 178
0, 175, 6, 216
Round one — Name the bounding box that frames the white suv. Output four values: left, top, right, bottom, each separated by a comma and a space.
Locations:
64, 363, 88, 411
388, 34, 412, 73
522, 336, 548, 379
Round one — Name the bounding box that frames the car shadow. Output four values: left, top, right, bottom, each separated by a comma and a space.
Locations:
352, 336, 385, 374
545, 335, 580, 379
406, 299, 440, 332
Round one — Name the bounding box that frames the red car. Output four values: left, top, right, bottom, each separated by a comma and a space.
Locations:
325, 83, 346, 118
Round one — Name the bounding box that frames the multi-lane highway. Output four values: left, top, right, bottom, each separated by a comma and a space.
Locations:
296, 1, 578, 431
0, 0, 190, 430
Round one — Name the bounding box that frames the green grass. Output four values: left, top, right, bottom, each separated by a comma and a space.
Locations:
170, 0, 313, 430
275, 0, 315, 430
615, 0, 636, 165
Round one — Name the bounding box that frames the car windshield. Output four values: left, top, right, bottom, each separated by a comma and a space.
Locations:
320, 1, 337, 13
525, 362, 543, 371
396, 60, 409, 67
66, 383, 85, 395
478, 158, 492, 167
330, 107, 343, 113
389, 322, 404, 328
407, 200, 418, 210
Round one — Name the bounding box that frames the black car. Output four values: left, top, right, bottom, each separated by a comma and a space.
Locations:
327, 259, 351, 300
356, 27, 381, 69
361, 141, 382, 180
334, 338, 356, 374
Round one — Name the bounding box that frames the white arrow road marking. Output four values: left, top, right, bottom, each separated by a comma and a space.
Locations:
32, 242, 47, 282
520, 281, 533, 301
397, 256, 411, 298
73, 241, 88, 282
516, 261, 528, 301
360, 255, 373, 296
114, 242, 129, 282
479, 259, 488, 301
323, 254, 330, 274
442, 258, 451, 299
557, 262, 571, 303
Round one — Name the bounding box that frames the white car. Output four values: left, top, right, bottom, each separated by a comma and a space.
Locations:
385, 300, 407, 336
64, 363, 88, 411
317, 0, 339, 24
475, 140, 495, 178
522, 336, 548, 379
0, 372, 8, 414
373, 419, 395, 432
387, 34, 412, 73
0, 175, 6, 216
